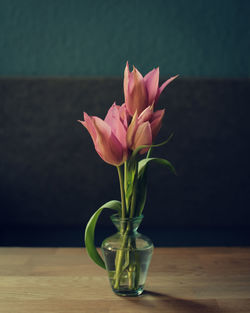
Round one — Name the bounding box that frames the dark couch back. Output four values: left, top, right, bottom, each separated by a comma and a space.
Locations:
1, 78, 250, 229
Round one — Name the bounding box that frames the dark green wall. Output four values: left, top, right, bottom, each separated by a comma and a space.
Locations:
0, 0, 249, 77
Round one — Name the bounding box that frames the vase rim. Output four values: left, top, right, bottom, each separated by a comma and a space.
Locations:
110, 213, 144, 222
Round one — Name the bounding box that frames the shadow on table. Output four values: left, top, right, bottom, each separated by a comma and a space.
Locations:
124, 290, 225, 313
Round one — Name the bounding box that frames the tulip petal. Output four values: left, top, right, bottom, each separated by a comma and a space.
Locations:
123, 62, 135, 116
78, 112, 97, 143
104, 102, 121, 134
138, 105, 153, 123
132, 121, 152, 153
124, 63, 148, 116
127, 111, 138, 149
79, 113, 125, 166
119, 103, 129, 128
150, 109, 165, 139
156, 75, 179, 103
104, 102, 119, 127
123, 61, 130, 98
92, 116, 124, 166
104, 102, 127, 150
144, 67, 159, 107
130, 66, 148, 115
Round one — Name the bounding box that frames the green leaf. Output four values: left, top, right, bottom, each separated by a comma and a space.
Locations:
131, 133, 174, 159
136, 158, 176, 216
84, 200, 121, 269
138, 157, 176, 176
130, 134, 175, 216
146, 146, 153, 159
134, 170, 148, 216
133, 149, 151, 216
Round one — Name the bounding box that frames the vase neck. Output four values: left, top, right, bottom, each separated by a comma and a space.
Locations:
110, 214, 143, 234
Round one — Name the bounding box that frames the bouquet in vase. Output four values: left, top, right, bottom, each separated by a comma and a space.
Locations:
78, 62, 178, 296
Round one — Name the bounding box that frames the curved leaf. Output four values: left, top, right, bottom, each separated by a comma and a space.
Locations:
136, 158, 176, 216
135, 170, 148, 216
84, 200, 121, 269
134, 149, 151, 216
131, 133, 174, 159
138, 157, 176, 176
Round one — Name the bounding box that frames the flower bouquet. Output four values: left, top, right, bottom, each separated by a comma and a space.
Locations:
78, 62, 177, 296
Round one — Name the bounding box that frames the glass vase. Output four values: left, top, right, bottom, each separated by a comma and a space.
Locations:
101, 214, 154, 297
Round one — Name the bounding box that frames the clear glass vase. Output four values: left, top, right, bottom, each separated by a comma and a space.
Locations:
101, 214, 154, 297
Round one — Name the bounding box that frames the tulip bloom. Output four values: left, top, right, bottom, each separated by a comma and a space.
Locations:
78, 103, 128, 166
124, 62, 178, 116
127, 106, 165, 153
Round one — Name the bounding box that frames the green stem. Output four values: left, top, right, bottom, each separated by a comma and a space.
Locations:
117, 165, 126, 218
113, 224, 130, 289
129, 161, 138, 218
114, 231, 139, 291
124, 161, 129, 214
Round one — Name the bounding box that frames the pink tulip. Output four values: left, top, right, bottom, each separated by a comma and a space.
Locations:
124, 62, 178, 116
78, 103, 128, 166
126, 106, 165, 153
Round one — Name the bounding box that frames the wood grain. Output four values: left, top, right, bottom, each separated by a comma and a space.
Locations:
0, 247, 249, 312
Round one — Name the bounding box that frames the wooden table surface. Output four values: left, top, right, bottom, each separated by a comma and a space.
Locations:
0, 247, 249, 313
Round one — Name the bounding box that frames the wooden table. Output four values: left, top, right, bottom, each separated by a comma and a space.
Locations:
0, 247, 249, 312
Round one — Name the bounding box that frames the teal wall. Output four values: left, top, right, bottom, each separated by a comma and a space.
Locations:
0, 0, 249, 77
